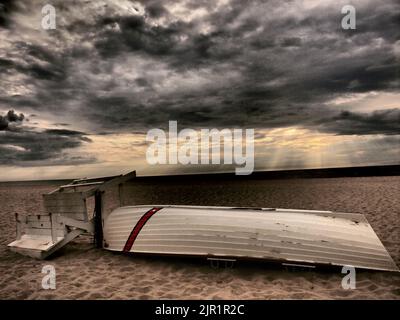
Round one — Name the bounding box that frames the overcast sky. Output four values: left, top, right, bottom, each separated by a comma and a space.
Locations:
0, 0, 399, 180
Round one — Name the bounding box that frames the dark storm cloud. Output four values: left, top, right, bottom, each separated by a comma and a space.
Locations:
0, 110, 94, 165
82, 0, 400, 133
280, 37, 302, 47
0, 0, 399, 138
1, 42, 67, 81
315, 109, 400, 135
45, 128, 88, 136
0, 110, 25, 130
146, 2, 168, 18
53, 122, 71, 127
95, 14, 188, 58
0, 0, 18, 28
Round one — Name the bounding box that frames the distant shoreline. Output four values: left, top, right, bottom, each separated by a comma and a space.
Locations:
1, 164, 399, 184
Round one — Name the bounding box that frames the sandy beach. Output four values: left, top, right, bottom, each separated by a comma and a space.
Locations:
0, 176, 399, 299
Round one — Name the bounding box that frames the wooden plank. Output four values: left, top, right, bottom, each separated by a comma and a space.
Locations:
43, 192, 88, 221
43, 209, 86, 221
26, 215, 66, 234
44, 192, 84, 201
98, 171, 136, 192
59, 181, 104, 189
44, 199, 86, 206
50, 214, 57, 243
24, 227, 65, 237
56, 213, 86, 220
9, 246, 44, 259
44, 205, 86, 214
41, 229, 84, 259
71, 175, 118, 184
59, 216, 94, 233
8, 233, 64, 259
82, 170, 136, 198
8, 228, 84, 259
43, 192, 85, 205
26, 221, 63, 230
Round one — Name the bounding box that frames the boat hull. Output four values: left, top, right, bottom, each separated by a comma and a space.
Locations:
103, 205, 399, 272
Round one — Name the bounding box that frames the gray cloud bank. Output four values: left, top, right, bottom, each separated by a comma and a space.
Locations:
0, 0, 399, 168
0, 110, 94, 166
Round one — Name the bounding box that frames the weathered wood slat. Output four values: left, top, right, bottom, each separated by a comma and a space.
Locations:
26, 221, 63, 229
8, 229, 84, 259
59, 181, 104, 189
59, 216, 94, 233
98, 170, 136, 192
24, 227, 65, 237
44, 199, 86, 206
43, 192, 88, 221
29, 212, 87, 219
43, 192, 85, 202
44, 205, 86, 214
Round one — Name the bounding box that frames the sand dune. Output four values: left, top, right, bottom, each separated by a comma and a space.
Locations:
0, 176, 399, 299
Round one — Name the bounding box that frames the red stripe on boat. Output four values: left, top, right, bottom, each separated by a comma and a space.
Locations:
123, 207, 162, 252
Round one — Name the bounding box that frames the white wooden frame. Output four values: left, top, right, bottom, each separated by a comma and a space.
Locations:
8, 171, 136, 259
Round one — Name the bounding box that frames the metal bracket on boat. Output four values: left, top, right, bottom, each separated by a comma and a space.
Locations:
207, 257, 236, 269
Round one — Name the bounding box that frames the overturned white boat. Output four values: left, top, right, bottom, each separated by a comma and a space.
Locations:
104, 205, 399, 272
7, 170, 399, 272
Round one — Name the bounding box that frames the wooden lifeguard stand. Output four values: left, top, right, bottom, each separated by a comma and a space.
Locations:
8, 171, 136, 259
